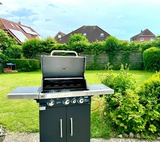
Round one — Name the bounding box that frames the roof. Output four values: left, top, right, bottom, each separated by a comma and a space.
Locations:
54, 31, 66, 41
130, 29, 156, 41
0, 18, 41, 44
55, 25, 110, 43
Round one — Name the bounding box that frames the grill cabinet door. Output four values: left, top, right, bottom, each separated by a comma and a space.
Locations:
40, 107, 66, 142
67, 104, 90, 142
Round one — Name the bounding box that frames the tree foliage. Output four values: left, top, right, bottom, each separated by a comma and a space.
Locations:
0, 29, 15, 50
104, 36, 120, 52
22, 37, 57, 58
3, 44, 22, 59
68, 33, 89, 52
143, 47, 160, 71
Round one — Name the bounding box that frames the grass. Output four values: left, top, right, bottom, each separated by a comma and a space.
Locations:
0, 70, 155, 135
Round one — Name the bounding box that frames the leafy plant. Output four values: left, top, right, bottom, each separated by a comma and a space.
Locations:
3, 44, 22, 59
104, 36, 120, 52
68, 33, 89, 53
0, 29, 15, 50
143, 47, 160, 71
9, 59, 40, 72
137, 72, 160, 135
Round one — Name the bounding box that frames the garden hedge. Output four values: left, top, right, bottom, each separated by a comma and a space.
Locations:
143, 47, 160, 71
9, 59, 40, 72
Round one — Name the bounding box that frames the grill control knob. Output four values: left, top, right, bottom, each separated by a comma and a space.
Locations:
71, 98, 77, 104
77, 97, 84, 104
63, 98, 70, 105
47, 100, 55, 107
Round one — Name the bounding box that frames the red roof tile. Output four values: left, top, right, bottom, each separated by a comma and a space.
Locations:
0, 18, 41, 44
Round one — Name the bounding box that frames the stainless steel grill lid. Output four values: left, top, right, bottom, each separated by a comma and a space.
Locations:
41, 50, 86, 78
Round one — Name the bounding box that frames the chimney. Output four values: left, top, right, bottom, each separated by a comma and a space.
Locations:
18, 21, 21, 25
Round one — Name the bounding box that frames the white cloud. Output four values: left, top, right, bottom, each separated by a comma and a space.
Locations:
1, 0, 160, 40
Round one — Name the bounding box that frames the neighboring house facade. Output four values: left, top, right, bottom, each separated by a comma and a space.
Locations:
54, 31, 66, 41
54, 25, 110, 43
130, 29, 156, 42
0, 18, 41, 44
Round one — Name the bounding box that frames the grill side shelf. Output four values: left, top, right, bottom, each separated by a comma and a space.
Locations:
7, 86, 41, 99
7, 84, 114, 100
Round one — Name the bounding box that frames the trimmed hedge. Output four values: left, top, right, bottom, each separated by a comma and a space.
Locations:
143, 47, 160, 71
137, 72, 160, 136
9, 59, 40, 72
0, 63, 3, 73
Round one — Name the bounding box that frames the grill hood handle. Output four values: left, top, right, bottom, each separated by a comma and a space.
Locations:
50, 50, 78, 57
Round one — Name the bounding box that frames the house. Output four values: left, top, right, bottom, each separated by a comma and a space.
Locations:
130, 29, 156, 42
54, 31, 66, 41
54, 25, 110, 43
0, 18, 41, 44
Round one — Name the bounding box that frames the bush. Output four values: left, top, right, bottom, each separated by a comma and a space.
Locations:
68, 34, 89, 53
0, 53, 8, 64
101, 68, 146, 136
0, 63, 3, 73
137, 72, 160, 136
3, 45, 22, 59
106, 90, 145, 134
102, 66, 135, 94
9, 59, 40, 72
0, 29, 15, 50
143, 47, 160, 71
104, 36, 120, 52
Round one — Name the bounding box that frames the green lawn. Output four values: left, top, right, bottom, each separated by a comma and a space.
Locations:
0, 70, 154, 134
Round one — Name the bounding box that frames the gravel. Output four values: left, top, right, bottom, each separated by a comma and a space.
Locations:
2, 133, 160, 142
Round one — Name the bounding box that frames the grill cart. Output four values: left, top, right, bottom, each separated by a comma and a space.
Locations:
7, 50, 114, 142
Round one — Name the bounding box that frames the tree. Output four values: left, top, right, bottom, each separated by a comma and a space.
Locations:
3, 45, 22, 59
0, 29, 15, 50
104, 36, 120, 52
68, 33, 89, 53
22, 38, 43, 58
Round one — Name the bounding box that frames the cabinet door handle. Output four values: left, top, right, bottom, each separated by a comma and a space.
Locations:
70, 118, 73, 136
60, 119, 63, 138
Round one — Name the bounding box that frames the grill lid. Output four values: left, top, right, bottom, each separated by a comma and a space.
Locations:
41, 50, 86, 78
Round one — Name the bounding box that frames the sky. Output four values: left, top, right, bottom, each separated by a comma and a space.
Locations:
0, 0, 160, 41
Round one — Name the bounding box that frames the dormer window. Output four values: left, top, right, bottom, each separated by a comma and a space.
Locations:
58, 34, 62, 39
100, 33, 104, 37
140, 37, 144, 42
83, 33, 87, 36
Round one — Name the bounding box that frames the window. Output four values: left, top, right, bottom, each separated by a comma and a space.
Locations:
150, 37, 155, 41
58, 34, 62, 39
140, 37, 144, 42
100, 33, 104, 37
83, 33, 87, 36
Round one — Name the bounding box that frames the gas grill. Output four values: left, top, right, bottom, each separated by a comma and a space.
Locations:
41, 50, 87, 93
7, 50, 114, 142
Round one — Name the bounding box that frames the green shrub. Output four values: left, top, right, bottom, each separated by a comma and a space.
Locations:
0, 53, 8, 63
101, 68, 146, 136
104, 36, 120, 52
68, 34, 89, 53
9, 59, 40, 72
0, 63, 3, 73
3, 44, 22, 59
106, 90, 145, 134
22, 38, 43, 58
102, 66, 135, 94
143, 47, 160, 71
137, 72, 160, 136
0, 29, 16, 50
